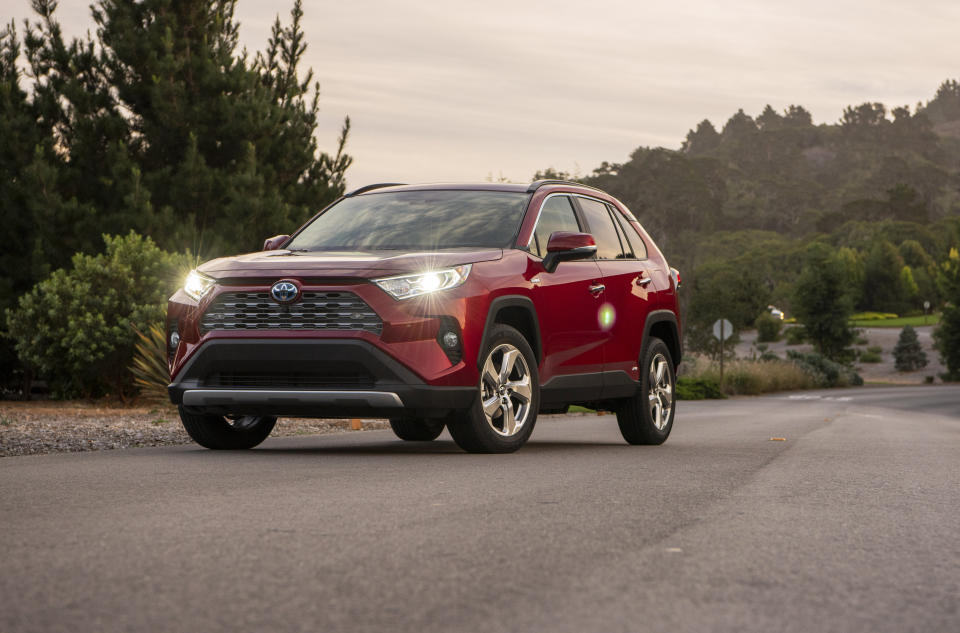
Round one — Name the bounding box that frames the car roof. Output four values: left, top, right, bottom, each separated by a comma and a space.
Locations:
345, 180, 609, 197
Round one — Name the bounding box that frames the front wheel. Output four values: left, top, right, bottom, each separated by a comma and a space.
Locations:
616, 337, 675, 445
178, 407, 277, 450
447, 324, 539, 453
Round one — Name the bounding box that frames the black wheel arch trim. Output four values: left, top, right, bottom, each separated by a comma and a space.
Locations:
478, 295, 543, 367
643, 310, 682, 367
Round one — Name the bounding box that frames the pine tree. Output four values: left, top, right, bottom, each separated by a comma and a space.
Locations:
893, 325, 927, 371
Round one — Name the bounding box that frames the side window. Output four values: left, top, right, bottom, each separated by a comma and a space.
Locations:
577, 197, 624, 260
610, 207, 647, 259
531, 196, 581, 258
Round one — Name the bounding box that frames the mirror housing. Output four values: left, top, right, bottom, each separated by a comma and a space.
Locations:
542, 232, 597, 273
263, 234, 291, 251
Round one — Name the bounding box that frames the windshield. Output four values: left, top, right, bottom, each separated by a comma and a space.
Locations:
286, 190, 529, 251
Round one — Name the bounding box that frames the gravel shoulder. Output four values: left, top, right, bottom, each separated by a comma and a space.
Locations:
0, 400, 389, 457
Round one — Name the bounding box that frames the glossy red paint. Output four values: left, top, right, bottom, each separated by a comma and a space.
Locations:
545, 231, 595, 252
167, 182, 681, 415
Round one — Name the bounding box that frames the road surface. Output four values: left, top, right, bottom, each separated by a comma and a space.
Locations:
2, 385, 959, 633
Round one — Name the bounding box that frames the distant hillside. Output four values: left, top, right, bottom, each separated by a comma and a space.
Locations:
538, 80, 960, 345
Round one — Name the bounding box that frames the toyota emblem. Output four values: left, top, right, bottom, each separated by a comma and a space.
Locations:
270, 281, 299, 303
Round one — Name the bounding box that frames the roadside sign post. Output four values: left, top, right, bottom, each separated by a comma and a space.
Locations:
713, 318, 734, 388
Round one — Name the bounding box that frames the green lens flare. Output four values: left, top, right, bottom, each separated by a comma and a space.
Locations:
599, 304, 616, 330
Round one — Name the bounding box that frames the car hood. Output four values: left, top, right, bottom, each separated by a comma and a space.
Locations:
198, 248, 503, 280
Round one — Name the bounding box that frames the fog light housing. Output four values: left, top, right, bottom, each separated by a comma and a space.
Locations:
436, 317, 463, 364
442, 331, 459, 349
168, 322, 180, 363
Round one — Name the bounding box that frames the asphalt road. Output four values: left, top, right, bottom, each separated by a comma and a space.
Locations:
2, 385, 959, 633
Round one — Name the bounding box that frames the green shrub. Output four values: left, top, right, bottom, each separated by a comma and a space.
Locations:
754, 312, 782, 342
866, 345, 882, 354
5, 232, 182, 398
784, 326, 806, 345
850, 312, 899, 321
676, 377, 726, 400
858, 351, 882, 363
893, 325, 928, 372
786, 350, 863, 387
933, 305, 960, 381
854, 335, 869, 345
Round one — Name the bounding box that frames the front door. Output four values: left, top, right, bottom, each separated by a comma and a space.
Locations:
526, 194, 606, 402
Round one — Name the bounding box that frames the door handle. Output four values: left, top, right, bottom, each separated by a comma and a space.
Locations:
588, 283, 605, 294
636, 276, 653, 286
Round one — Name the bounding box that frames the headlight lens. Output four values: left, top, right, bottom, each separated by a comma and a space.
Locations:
374, 265, 472, 300
184, 270, 216, 301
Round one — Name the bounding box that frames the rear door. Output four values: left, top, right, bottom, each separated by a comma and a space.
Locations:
574, 196, 659, 392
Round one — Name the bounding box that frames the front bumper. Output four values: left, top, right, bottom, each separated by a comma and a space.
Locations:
168, 339, 475, 418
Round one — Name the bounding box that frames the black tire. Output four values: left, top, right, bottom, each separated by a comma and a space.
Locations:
389, 417, 445, 441
178, 406, 277, 450
616, 336, 675, 445
447, 324, 540, 453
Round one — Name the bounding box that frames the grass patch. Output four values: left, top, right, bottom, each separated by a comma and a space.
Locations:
850, 314, 940, 328
681, 357, 818, 396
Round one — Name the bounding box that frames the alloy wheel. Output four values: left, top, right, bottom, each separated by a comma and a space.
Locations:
479, 343, 533, 437
648, 353, 673, 430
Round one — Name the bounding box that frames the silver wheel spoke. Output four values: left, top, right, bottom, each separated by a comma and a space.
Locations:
506, 376, 531, 403
499, 349, 520, 383
655, 358, 666, 386
501, 402, 516, 435
482, 395, 501, 416
483, 356, 499, 389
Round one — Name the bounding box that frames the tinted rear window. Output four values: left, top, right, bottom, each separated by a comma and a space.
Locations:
287, 191, 529, 251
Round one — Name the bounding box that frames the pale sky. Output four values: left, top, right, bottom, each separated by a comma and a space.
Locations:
6, 0, 960, 187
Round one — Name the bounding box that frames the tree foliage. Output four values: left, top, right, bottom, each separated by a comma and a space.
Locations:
893, 325, 928, 371
4, 232, 182, 398
0, 0, 351, 388
792, 246, 856, 360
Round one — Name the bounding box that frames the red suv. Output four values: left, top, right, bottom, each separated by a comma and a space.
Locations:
167, 181, 681, 453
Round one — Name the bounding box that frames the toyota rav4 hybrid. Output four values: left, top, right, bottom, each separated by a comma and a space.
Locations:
167, 181, 682, 453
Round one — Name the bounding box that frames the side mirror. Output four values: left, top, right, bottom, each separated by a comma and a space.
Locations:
542, 232, 597, 273
263, 234, 290, 251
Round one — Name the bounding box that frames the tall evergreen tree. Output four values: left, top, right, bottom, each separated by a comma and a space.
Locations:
92, 0, 351, 255
793, 245, 855, 360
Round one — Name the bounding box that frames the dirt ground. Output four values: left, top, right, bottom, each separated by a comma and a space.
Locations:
735, 325, 944, 384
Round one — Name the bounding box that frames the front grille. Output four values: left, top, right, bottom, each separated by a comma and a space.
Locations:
204, 366, 375, 389
200, 291, 383, 334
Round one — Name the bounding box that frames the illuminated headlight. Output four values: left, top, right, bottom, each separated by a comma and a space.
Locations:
183, 270, 216, 302
374, 265, 472, 300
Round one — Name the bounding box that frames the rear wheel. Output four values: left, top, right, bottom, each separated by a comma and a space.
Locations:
178, 407, 277, 450
616, 336, 675, 445
447, 324, 539, 453
389, 417, 445, 441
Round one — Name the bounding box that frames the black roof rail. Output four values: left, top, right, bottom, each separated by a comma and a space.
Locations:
344, 182, 407, 197
526, 179, 605, 194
